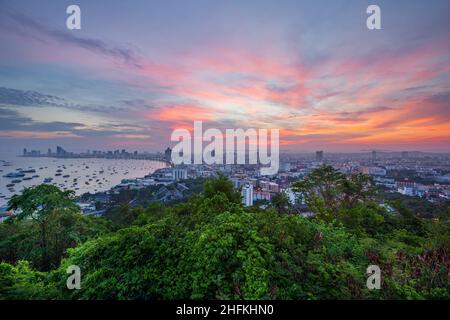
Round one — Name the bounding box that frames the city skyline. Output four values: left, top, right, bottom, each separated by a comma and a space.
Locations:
1, 0, 450, 156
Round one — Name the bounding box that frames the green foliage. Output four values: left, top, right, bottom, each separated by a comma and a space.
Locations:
2, 185, 111, 271
293, 166, 376, 221
1, 175, 448, 300
270, 191, 291, 214
203, 173, 241, 204
0, 261, 57, 299
8, 184, 78, 220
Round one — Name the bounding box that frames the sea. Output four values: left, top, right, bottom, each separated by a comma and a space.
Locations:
0, 155, 168, 207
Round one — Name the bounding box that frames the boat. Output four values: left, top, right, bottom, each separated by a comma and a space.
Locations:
63, 175, 70, 178
20, 169, 36, 173
23, 177, 32, 181
6, 183, 15, 188
3, 172, 25, 178
11, 179, 21, 183
44, 178, 53, 183
55, 173, 62, 176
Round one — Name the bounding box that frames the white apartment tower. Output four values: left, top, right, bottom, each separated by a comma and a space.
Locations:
241, 184, 254, 207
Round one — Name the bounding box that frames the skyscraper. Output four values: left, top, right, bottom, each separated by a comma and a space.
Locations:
241, 184, 253, 207
56, 146, 66, 155
165, 147, 172, 161
316, 150, 324, 162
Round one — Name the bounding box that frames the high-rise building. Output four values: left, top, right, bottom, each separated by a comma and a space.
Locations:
56, 146, 66, 155
165, 147, 172, 161
23, 148, 27, 156
241, 184, 254, 207
315, 150, 324, 162
372, 150, 377, 162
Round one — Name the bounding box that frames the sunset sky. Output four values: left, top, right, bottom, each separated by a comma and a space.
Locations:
0, 0, 449, 155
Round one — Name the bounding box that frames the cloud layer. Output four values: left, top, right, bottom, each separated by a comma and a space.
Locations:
0, 0, 449, 153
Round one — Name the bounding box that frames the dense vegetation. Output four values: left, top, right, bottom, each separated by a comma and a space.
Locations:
0, 166, 449, 300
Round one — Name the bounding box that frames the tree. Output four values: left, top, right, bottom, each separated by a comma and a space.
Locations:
270, 192, 291, 214
5, 185, 110, 271
203, 174, 241, 204
1, 178, 448, 300
293, 166, 376, 221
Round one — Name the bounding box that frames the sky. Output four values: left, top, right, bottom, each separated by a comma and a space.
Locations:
0, 0, 449, 155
